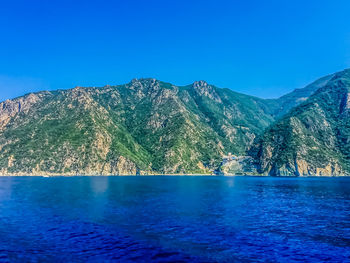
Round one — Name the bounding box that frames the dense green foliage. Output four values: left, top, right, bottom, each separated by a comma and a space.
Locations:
253, 69, 350, 176
0, 71, 342, 175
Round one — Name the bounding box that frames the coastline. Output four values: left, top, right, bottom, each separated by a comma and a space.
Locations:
0, 173, 349, 177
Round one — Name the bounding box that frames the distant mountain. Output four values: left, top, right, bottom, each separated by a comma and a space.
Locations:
270, 73, 335, 117
0, 70, 346, 176
252, 69, 350, 176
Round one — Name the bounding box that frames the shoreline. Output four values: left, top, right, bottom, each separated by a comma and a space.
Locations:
0, 173, 349, 178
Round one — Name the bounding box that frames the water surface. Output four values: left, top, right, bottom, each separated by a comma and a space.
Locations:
0, 176, 349, 262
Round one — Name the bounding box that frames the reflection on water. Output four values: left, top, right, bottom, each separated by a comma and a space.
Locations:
0, 176, 349, 262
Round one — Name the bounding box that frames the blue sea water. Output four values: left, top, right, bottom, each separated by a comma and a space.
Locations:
0, 176, 349, 262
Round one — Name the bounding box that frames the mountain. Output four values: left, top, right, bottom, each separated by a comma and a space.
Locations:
0, 79, 282, 175
252, 69, 350, 176
0, 70, 346, 176
270, 73, 335, 118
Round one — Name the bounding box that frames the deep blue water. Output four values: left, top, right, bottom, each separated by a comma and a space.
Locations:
0, 176, 349, 262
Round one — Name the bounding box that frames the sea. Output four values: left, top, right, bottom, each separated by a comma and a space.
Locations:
0, 176, 349, 262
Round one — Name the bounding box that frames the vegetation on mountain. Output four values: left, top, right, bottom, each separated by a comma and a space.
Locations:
0, 70, 347, 176
252, 69, 350, 176
0, 79, 277, 175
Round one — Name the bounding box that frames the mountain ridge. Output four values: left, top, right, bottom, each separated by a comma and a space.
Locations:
251, 69, 350, 176
0, 70, 348, 176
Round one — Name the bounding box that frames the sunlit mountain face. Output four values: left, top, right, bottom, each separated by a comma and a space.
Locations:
0, 70, 347, 176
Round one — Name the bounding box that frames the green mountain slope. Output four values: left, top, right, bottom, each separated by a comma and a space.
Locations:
270, 73, 335, 117
252, 69, 350, 176
0, 70, 347, 176
0, 79, 281, 175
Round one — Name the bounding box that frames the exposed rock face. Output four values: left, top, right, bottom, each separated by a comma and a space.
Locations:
293, 159, 342, 177
0, 93, 42, 130
295, 159, 309, 176
1, 69, 349, 176
0, 155, 137, 176
192, 80, 222, 103
113, 156, 138, 175
340, 92, 350, 114
0, 78, 286, 175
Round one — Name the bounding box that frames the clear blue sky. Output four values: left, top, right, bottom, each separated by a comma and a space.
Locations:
1, 0, 349, 101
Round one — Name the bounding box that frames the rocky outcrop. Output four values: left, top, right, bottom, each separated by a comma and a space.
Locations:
340, 92, 350, 114
192, 80, 222, 103
0, 93, 42, 130
265, 159, 345, 177
0, 155, 140, 176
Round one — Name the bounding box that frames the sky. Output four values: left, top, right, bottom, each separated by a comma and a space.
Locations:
0, 0, 350, 101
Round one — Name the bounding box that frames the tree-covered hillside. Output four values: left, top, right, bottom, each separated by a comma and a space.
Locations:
253, 69, 350, 176
0, 70, 345, 176
0, 79, 278, 175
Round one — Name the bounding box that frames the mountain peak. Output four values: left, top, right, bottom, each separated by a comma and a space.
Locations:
127, 78, 160, 91
130, 78, 158, 85
191, 80, 222, 102
192, 80, 209, 88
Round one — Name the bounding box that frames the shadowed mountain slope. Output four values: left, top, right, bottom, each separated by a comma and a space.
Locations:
252, 69, 350, 176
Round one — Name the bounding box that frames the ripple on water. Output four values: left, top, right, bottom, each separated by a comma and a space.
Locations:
0, 176, 349, 262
